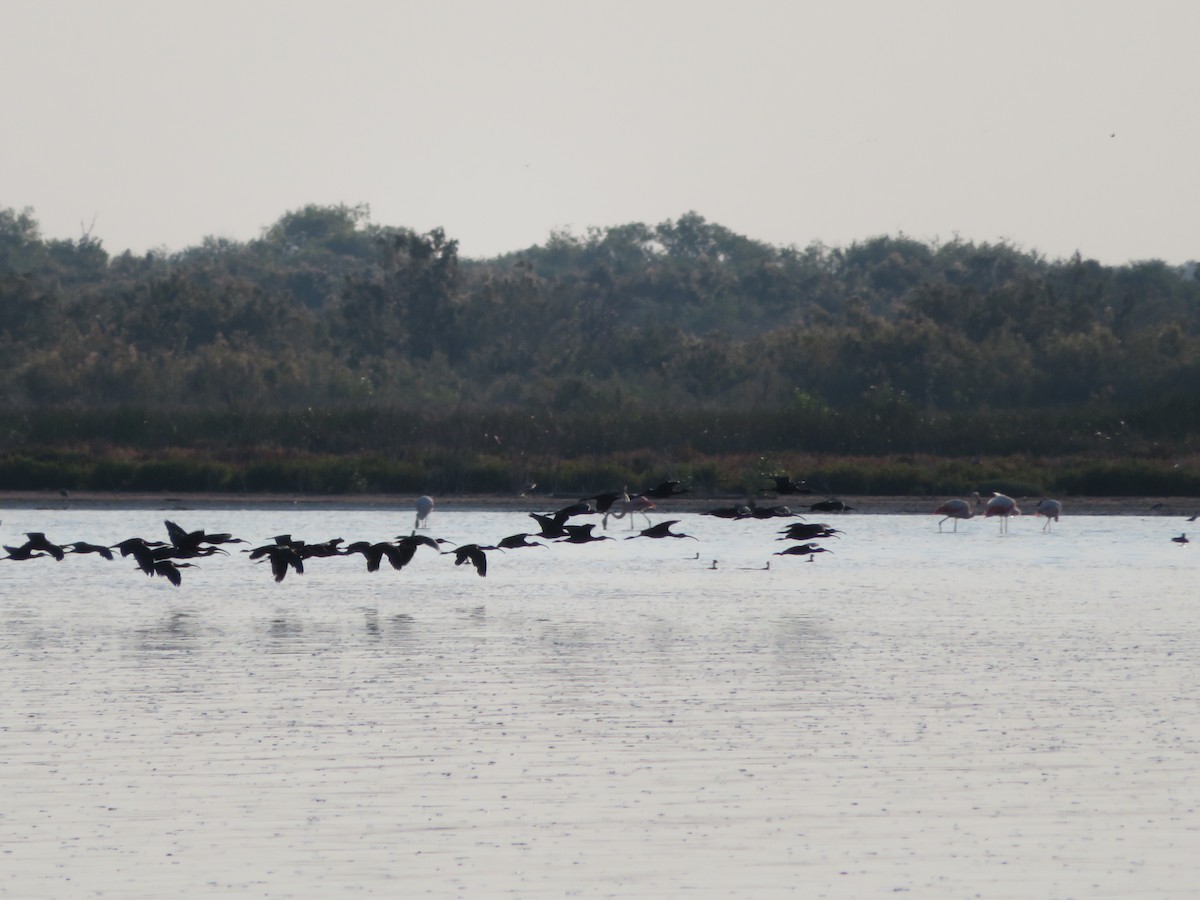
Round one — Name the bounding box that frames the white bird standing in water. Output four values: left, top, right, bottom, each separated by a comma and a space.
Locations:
414, 495, 434, 530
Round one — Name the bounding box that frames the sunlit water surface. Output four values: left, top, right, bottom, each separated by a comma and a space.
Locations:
1, 507, 1197, 898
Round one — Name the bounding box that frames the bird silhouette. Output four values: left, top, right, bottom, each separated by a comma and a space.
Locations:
450, 543, 492, 576
151, 559, 198, 586
65, 541, 115, 560
2, 544, 52, 561
625, 519, 697, 540
1172, 532, 1189, 545
701, 505, 752, 519
642, 480, 690, 499
558, 523, 614, 544
779, 522, 842, 541
1034, 498, 1062, 532
585, 491, 626, 514
112, 537, 166, 575
766, 475, 811, 495
496, 533, 546, 550
809, 499, 856, 513
984, 492, 1021, 532
248, 543, 306, 581
529, 512, 571, 539
21, 532, 66, 561
164, 519, 241, 554
774, 543, 833, 557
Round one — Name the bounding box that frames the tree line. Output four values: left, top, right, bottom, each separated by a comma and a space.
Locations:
1, 202, 1197, 493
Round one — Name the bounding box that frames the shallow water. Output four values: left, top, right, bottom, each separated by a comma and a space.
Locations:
1, 508, 1197, 898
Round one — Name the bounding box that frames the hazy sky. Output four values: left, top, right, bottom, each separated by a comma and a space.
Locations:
6, 1, 1199, 264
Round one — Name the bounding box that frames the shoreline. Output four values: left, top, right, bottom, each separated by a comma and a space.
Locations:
1, 490, 1196, 518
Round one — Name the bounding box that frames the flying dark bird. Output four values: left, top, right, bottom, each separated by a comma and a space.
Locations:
1173, 532, 1189, 545
3, 544, 52, 561
779, 522, 842, 541
642, 480, 690, 499
65, 541, 115, 560
151, 559, 198, 587
558, 523, 614, 544
809, 499, 856, 513
553, 501, 595, 520
625, 520, 697, 540
248, 544, 306, 582
396, 534, 451, 552
296, 538, 345, 559
112, 537, 167, 575
585, 491, 626, 514
747, 505, 797, 519
774, 543, 833, 557
701, 505, 753, 519
22, 532, 66, 561
766, 475, 811, 495
451, 543, 491, 577
164, 520, 247, 554
496, 533, 546, 550
342, 541, 413, 572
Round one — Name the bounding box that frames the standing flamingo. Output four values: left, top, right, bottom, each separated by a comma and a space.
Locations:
601, 493, 656, 530
933, 492, 981, 532
1034, 498, 1062, 532
415, 495, 434, 530
984, 492, 1021, 533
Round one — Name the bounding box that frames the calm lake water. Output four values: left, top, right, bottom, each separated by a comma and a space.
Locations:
1, 505, 1197, 898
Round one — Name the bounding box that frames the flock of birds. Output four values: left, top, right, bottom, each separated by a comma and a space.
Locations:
2, 480, 1192, 587
0, 480, 852, 587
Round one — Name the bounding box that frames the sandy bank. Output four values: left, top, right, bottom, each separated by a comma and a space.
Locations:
1, 490, 1196, 518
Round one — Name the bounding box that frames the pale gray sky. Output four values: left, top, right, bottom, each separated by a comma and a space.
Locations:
6, 0, 1198, 263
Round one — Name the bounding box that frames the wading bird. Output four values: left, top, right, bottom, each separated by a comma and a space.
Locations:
933, 493, 981, 532
414, 495, 434, 530
984, 493, 1021, 533
1034, 498, 1062, 532
602, 494, 656, 530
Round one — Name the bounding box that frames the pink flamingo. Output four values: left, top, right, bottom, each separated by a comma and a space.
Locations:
933, 492, 981, 532
601, 493, 656, 530
1034, 498, 1062, 532
984, 492, 1021, 533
